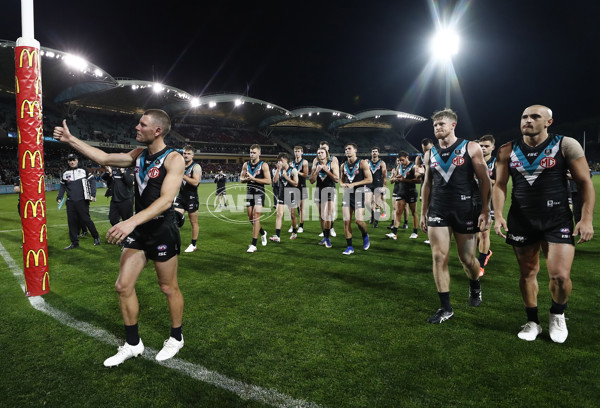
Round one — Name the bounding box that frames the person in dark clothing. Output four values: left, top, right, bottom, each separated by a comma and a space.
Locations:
57, 154, 101, 249
102, 166, 134, 226
214, 168, 228, 209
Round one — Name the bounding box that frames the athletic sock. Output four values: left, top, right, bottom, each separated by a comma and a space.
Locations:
324, 229, 330, 238
170, 326, 183, 342
299, 222, 304, 228
125, 323, 140, 346
477, 252, 487, 267
292, 228, 297, 234
526, 306, 539, 324
438, 292, 452, 311
191, 239, 197, 246
392, 227, 398, 234
276, 228, 281, 237
550, 300, 567, 315
469, 279, 481, 290
346, 238, 352, 247
413, 228, 418, 234
259, 228, 265, 235
251, 238, 258, 246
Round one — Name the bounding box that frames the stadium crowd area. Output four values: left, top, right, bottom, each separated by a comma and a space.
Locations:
2, 93, 600, 188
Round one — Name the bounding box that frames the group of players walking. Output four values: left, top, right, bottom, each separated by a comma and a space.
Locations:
51, 104, 594, 369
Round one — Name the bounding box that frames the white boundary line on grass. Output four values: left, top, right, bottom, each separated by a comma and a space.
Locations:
0, 241, 322, 408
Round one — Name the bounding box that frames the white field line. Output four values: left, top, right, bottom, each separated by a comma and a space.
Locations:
0, 240, 322, 408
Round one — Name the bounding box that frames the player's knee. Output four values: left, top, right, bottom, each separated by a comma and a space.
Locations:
114, 281, 133, 296
432, 251, 448, 266
159, 282, 179, 297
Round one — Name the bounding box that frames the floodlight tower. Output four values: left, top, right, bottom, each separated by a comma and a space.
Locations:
430, 27, 459, 108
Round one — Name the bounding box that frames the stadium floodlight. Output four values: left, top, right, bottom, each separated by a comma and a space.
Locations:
430, 28, 459, 61
190, 98, 200, 108
93, 68, 103, 77
234, 99, 243, 106
430, 26, 459, 107
208, 101, 217, 108
153, 83, 164, 93
63, 54, 88, 72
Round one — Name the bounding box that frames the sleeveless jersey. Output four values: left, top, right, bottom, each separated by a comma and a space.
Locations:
342, 159, 365, 185
316, 160, 336, 189
397, 162, 417, 196
487, 157, 497, 181
291, 158, 306, 189
429, 138, 477, 207
180, 162, 200, 195
368, 159, 384, 186
246, 160, 266, 194
134, 146, 176, 215
508, 134, 570, 217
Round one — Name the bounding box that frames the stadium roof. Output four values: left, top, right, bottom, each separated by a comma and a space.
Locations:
1, 39, 427, 134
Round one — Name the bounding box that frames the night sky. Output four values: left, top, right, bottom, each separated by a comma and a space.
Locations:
1, 0, 598, 140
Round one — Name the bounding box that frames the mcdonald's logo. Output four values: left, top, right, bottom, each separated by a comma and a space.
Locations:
36, 126, 43, 144
38, 175, 45, 194
19, 48, 39, 68
42, 271, 50, 291
26, 249, 47, 268
20, 99, 42, 120
35, 77, 41, 95
22, 150, 43, 169
15, 75, 19, 94
18, 128, 21, 143
23, 199, 45, 218
39, 224, 47, 243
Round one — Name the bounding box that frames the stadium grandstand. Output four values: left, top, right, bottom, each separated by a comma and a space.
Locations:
0, 39, 431, 189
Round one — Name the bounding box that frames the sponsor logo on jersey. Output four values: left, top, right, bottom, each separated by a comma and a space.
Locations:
510, 161, 522, 168
452, 156, 465, 166
560, 227, 570, 234
157, 244, 168, 251
540, 157, 556, 169
148, 167, 160, 178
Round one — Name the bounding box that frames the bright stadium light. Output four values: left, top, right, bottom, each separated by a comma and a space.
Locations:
63, 54, 88, 72
153, 83, 164, 93
430, 26, 460, 107
190, 98, 200, 108
430, 28, 459, 61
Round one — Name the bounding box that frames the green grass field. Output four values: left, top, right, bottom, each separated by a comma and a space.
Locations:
0, 179, 599, 408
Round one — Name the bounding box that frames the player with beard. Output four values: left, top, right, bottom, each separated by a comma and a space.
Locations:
241, 144, 271, 253
493, 105, 594, 343
420, 108, 491, 324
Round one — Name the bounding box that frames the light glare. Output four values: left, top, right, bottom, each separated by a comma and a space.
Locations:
430, 28, 459, 60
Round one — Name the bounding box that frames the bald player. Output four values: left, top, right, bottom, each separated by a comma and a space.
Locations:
493, 105, 595, 343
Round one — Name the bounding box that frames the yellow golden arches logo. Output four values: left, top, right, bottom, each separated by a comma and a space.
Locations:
41, 271, 50, 291
36, 126, 44, 144
23, 199, 45, 219
22, 229, 25, 244
20, 99, 42, 120
18, 128, 21, 143
22, 150, 43, 169
39, 224, 47, 243
26, 249, 47, 267
19, 48, 39, 68
34, 77, 41, 95
38, 175, 45, 194
15, 75, 19, 94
